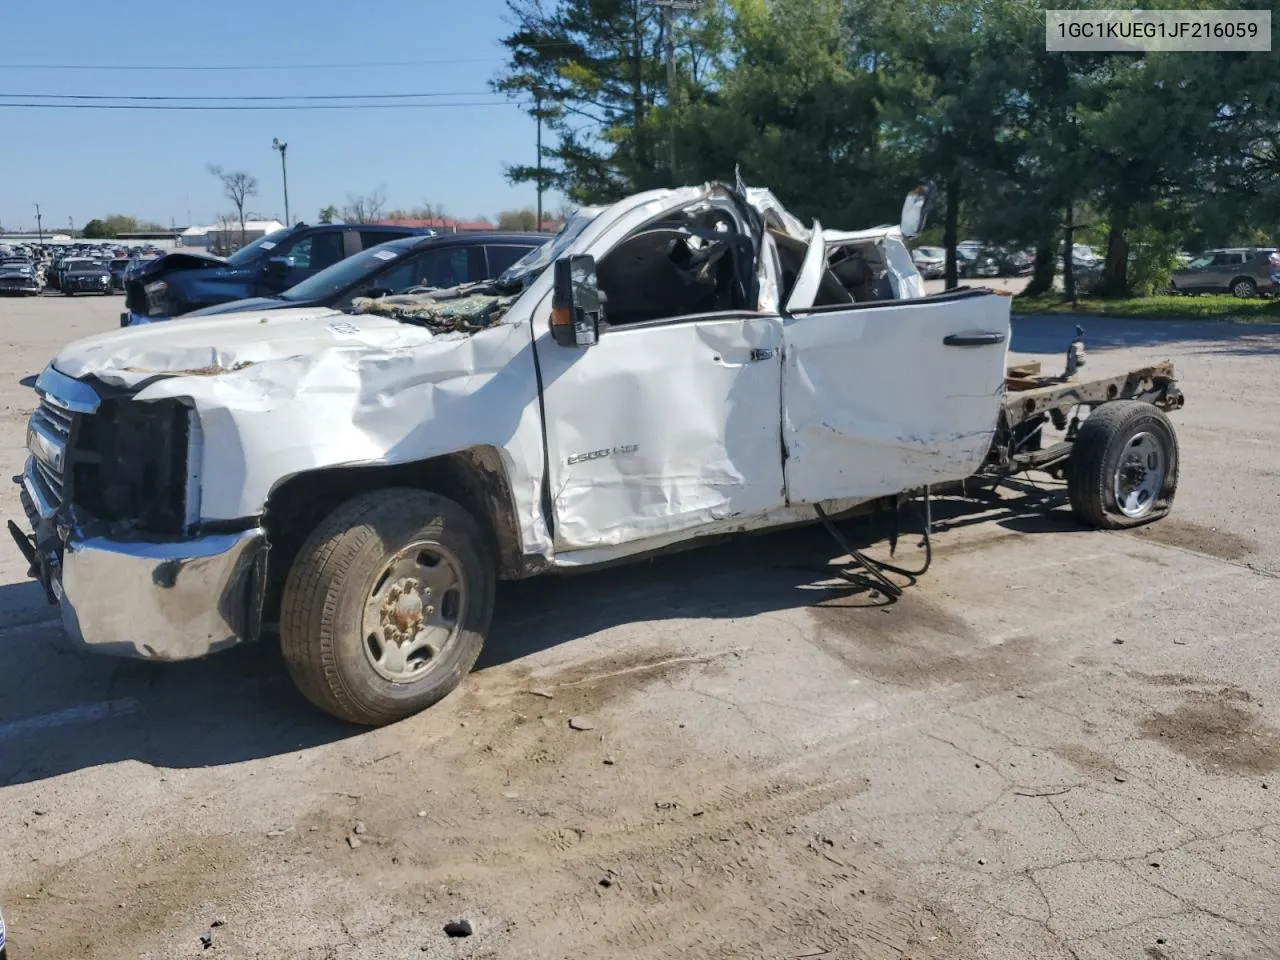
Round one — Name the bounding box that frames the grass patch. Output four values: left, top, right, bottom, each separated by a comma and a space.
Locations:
1012, 294, 1280, 322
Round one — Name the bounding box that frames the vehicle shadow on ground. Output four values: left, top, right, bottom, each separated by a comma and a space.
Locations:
0, 488, 1078, 787
479, 486, 1077, 668
1012, 314, 1280, 357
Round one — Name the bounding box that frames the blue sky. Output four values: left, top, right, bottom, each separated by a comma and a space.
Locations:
0, 0, 552, 232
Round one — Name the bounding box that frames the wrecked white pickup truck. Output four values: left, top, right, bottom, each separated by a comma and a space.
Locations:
11, 183, 1184, 725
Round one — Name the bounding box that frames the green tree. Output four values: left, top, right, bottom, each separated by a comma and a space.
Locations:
81, 218, 112, 239
318, 205, 340, 224
494, 0, 726, 202
670, 0, 894, 227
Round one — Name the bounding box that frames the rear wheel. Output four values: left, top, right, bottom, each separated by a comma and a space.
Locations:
1231, 277, 1258, 298
280, 488, 495, 725
1067, 400, 1178, 529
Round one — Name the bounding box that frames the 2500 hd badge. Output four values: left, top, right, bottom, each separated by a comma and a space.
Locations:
568, 444, 640, 466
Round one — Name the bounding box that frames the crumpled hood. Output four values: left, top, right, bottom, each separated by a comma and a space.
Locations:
52, 306, 447, 388
131, 249, 228, 280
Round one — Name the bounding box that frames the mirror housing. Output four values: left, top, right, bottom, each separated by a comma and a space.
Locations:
900, 184, 934, 239
265, 255, 292, 273
551, 254, 602, 347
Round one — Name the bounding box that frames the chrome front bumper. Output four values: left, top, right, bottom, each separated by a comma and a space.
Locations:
16, 459, 265, 661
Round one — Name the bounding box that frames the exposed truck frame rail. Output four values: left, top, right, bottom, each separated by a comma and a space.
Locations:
988, 358, 1184, 477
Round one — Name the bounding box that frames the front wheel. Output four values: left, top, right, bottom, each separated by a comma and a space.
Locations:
280, 488, 495, 725
1067, 400, 1179, 529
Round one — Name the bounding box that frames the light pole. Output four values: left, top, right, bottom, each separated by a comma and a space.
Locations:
272, 138, 290, 226
33, 202, 43, 246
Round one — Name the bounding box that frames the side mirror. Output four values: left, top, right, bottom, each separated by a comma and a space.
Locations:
900, 184, 934, 239
551, 254, 602, 347
265, 256, 292, 273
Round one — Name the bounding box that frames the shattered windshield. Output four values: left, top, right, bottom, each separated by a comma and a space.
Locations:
498, 207, 605, 287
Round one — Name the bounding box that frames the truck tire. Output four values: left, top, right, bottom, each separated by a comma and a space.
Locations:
1067, 400, 1178, 529
280, 488, 495, 725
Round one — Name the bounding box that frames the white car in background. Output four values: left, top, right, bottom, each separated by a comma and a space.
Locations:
910, 244, 945, 278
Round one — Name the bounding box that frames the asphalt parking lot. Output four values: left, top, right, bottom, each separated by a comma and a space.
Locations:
1, 292, 1279, 960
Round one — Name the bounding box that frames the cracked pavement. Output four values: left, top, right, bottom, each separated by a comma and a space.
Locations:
1, 296, 1279, 959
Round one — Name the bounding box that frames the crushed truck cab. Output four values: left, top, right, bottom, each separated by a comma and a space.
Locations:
9, 183, 1184, 724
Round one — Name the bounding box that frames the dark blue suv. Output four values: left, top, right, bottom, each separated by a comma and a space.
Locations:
184, 232, 548, 319
121, 223, 429, 326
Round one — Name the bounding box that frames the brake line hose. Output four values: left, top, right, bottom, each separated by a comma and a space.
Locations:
814, 486, 934, 600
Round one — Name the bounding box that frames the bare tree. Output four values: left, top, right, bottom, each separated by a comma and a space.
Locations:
416, 201, 448, 222
212, 212, 240, 255
340, 188, 387, 224
208, 165, 259, 246
497, 207, 539, 231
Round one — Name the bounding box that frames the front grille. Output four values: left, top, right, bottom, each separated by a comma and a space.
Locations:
33, 457, 65, 505
33, 397, 73, 440
26, 372, 190, 534
27, 397, 78, 513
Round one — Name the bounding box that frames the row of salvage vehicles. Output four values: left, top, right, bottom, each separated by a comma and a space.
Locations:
10, 183, 1183, 725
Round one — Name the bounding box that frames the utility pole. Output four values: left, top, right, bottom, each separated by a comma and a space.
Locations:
68, 216, 75, 238
534, 91, 544, 231
643, 0, 701, 182
272, 138, 291, 226
33, 202, 43, 246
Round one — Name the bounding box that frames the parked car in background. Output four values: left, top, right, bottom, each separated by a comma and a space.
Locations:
990, 246, 1034, 277
0, 256, 43, 295
1171, 248, 1278, 298
1072, 243, 1102, 267
182, 232, 549, 321
122, 223, 432, 326
109, 258, 130, 291
62, 261, 114, 296
909, 245, 945, 279
957, 246, 1000, 278
53, 257, 102, 291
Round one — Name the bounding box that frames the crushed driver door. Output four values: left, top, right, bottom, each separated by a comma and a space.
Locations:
781, 230, 1010, 506
535, 312, 786, 552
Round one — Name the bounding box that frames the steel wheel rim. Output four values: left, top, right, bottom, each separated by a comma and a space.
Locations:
361, 540, 467, 683
1114, 431, 1165, 518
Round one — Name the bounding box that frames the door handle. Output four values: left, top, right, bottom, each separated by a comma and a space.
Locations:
944, 331, 1006, 347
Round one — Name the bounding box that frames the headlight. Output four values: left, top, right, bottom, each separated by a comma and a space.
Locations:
145, 280, 169, 297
